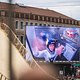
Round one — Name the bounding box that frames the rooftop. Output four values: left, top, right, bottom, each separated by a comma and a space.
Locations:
0, 2, 77, 20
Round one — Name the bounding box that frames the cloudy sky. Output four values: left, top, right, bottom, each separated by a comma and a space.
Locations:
0, 0, 80, 20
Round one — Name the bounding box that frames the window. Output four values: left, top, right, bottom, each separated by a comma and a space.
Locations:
30, 14, 34, 19
63, 19, 65, 24
35, 15, 38, 20
20, 22, 24, 29
48, 24, 50, 26
52, 25, 54, 26
73, 21, 75, 25
54, 18, 56, 22
1, 11, 5, 16
52, 17, 54, 22
77, 21, 79, 25
59, 26, 62, 27
15, 21, 18, 29
0, 11, 8, 17
26, 22, 28, 26
55, 18, 58, 23
39, 16, 43, 21
43, 24, 46, 26
20, 36, 24, 44
25, 14, 29, 19
44, 16, 47, 21
47, 17, 51, 22
30, 23, 33, 26
20, 13, 24, 18
70, 20, 72, 24
5, 11, 9, 17
15, 12, 19, 18
74, 21, 77, 25
66, 19, 68, 24
74, 21, 79, 25
58, 17, 61, 23
68, 20, 71, 24
39, 24, 42, 26
71, 20, 74, 25
59, 18, 62, 23
35, 23, 38, 26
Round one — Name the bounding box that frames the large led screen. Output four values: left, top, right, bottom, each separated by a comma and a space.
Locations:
26, 26, 80, 62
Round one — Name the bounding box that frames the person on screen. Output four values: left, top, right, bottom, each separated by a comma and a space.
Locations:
62, 28, 80, 44
60, 28, 80, 61
34, 38, 64, 62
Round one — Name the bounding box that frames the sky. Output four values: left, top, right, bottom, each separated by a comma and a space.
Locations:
0, 0, 80, 20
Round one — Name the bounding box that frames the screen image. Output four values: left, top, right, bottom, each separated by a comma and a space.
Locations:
26, 26, 80, 62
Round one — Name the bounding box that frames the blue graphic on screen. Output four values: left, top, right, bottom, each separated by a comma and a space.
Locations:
26, 26, 80, 62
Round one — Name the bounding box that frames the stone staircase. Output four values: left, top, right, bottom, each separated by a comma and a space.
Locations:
0, 73, 9, 80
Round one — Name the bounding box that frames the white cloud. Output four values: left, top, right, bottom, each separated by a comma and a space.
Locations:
49, 6, 80, 20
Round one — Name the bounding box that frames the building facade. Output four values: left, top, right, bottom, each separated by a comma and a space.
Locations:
0, 2, 80, 45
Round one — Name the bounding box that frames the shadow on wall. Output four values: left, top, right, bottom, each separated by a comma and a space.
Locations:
19, 69, 57, 80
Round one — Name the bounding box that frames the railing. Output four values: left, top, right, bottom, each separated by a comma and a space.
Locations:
0, 23, 29, 58
0, 22, 57, 80
0, 22, 37, 67
0, 73, 9, 80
